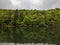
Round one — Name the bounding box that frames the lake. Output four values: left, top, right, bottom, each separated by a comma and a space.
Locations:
0, 43, 56, 45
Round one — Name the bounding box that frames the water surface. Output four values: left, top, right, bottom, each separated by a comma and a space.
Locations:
0, 43, 56, 45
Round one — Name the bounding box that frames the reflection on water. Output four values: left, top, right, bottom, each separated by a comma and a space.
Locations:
0, 43, 56, 45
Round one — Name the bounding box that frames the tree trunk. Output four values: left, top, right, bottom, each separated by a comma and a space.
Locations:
15, 43, 17, 45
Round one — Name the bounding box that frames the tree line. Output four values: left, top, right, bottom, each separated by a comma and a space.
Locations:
0, 8, 60, 45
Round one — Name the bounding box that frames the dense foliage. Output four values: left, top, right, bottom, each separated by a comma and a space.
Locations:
0, 8, 60, 45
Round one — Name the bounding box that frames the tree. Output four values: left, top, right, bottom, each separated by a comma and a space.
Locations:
12, 9, 18, 45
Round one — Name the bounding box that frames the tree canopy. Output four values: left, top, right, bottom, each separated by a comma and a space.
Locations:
0, 8, 60, 45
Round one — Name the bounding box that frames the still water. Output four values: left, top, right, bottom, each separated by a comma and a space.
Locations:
0, 43, 56, 45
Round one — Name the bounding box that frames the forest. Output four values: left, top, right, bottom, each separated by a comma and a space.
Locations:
0, 8, 60, 45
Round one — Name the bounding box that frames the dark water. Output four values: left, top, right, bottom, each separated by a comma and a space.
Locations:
0, 43, 56, 45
